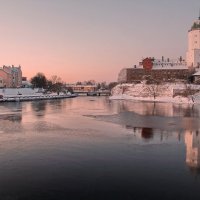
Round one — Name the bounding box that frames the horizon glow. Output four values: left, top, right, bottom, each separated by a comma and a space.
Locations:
0, 0, 199, 83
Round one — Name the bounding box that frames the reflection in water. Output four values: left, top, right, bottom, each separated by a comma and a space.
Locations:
130, 127, 154, 140
0, 113, 22, 122
115, 100, 200, 117
141, 128, 153, 139
29, 99, 70, 118
1, 97, 200, 199
185, 130, 200, 173
129, 126, 200, 173
31, 101, 47, 117
129, 126, 184, 143
0, 102, 22, 122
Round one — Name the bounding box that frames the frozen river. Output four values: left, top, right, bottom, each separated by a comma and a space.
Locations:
0, 97, 200, 200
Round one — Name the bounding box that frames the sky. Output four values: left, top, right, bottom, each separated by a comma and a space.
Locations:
0, 0, 199, 83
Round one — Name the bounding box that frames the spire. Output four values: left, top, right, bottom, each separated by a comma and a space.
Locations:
199, 8, 200, 20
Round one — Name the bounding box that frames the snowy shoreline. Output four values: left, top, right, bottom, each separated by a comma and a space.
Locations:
110, 94, 193, 104
0, 94, 77, 102
0, 88, 77, 102
110, 83, 200, 104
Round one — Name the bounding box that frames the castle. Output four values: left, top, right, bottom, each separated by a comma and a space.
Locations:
118, 13, 200, 83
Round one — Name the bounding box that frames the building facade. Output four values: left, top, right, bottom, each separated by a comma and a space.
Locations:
186, 15, 200, 68
0, 67, 12, 87
66, 84, 97, 93
0, 65, 22, 88
118, 58, 193, 83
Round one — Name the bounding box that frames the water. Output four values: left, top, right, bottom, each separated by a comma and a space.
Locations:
0, 97, 200, 200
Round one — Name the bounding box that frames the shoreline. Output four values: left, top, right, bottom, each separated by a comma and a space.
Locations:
109, 94, 197, 104
0, 94, 77, 103
110, 83, 200, 104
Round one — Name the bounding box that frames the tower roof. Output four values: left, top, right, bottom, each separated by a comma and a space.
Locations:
199, 8, 200, 20
191, 22, 200, 31
189, 10, 200, 31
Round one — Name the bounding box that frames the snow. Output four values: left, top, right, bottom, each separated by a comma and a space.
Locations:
0, 88, 75, 102
110, 83, 200, 104
193, 71, 200, 76
152, 65, 188, 70
0, 88, 42, 96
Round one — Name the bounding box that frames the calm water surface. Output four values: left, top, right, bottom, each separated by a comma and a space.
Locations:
0, 97, 200, 200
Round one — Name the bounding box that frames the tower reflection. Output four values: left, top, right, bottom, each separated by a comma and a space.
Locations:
185, 130, 200, 171
141, 128, 153, 139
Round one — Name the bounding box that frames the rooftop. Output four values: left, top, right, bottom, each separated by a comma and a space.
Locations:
189, 12, 200, 31
190, 21, 200, 31
193, 71, 200, 76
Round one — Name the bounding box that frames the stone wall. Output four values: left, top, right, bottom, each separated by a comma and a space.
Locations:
118, 68, 194, 83
118, 68, 127, 83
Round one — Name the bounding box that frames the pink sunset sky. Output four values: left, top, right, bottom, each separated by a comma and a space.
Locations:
0, 0, 199, 83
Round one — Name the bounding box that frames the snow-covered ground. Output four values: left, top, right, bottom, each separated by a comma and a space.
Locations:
0, 88, 43, 96
110, 83, 200, 104
0, 88, 71, 97
0, 88, 75, 102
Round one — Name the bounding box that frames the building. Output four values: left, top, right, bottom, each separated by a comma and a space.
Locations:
0, 65, 22, 88
0, 77, 3, 88
11, 65, 22, 87
192, 71, 200, 83
66, 84, 97, 93
186, 14, 200, 68
0, 66, 12, 87
118, 57, 193, 83
118, 13, 200, 83
65, 83, 97, 93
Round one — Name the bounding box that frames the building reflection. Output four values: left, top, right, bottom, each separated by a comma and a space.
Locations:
127, 126, 178, 142
1, 113, 22, 122
0, 102, 22, 122
141, 128, 153, 139
119, 101, 200, 117
128, 126, 200, 172
128, 126, 157, 141
135, 127, 200, 172
185, 130, 200, 172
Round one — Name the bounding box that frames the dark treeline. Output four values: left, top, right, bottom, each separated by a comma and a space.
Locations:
30, 73, 118, 94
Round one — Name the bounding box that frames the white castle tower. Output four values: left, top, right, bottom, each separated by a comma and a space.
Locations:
186, 12, 200, 68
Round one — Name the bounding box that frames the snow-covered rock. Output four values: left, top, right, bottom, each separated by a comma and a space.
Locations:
110, 83, 200, 104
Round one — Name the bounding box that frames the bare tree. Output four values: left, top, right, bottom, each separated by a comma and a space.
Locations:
48, 75, 64, 95
145, 79, 161, 100
51, 75, 62, 84
146, 84, 159, 99
184, 84, 197, 103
